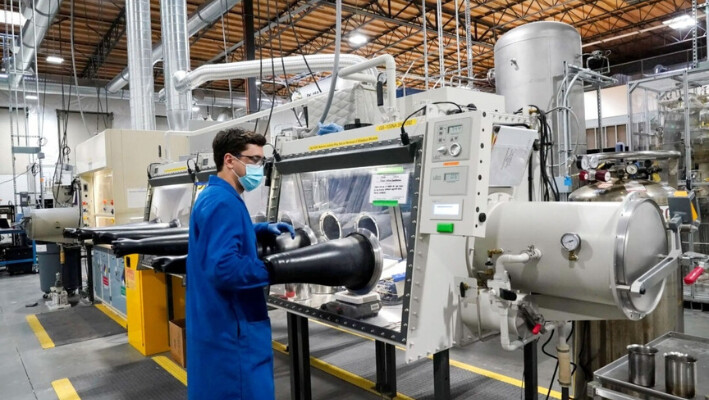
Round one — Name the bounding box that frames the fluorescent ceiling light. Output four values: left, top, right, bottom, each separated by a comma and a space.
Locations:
0, 10, 27, 26
192, 105, 200, 112
663, 15, 696, 30
255, 80, 262, 86
348, 33, 368, 46
0, 73, 7, 79
25, 95, 38, 100
46, 56, 64, 64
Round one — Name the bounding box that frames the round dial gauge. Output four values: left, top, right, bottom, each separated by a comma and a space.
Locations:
581, 156, 600, 170
626, 164, 639, 175
560, 233, 581, 252
581, 157, 591, 170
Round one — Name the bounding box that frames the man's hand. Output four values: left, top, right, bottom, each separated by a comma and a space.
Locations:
254, 222, 296, 239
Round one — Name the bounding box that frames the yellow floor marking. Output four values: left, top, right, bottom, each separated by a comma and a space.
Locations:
52, 378, 81, 400
25, 314, 55, 349
304, 320, 563, 399
272, 341, 414, 400
152, 356, 187, 386
448, 358, 562, 399
94, 304, 127, 329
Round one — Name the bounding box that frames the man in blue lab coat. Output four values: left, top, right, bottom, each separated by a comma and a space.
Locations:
186, 128, 294, 400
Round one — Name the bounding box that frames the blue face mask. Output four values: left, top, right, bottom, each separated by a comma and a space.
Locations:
230, 156, 264, 192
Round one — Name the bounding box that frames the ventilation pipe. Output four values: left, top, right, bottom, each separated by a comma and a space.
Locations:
161, 0, 192, 131
9, 0, 63, 88
107, 0, 242, 93
125, 0, 156, 130
173, 54, 399, 119
174, 54, 374, 91
0, 79, 278, 108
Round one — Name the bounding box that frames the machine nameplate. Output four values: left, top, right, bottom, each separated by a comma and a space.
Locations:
375, 119, 418, 131
163, 166, 188, 174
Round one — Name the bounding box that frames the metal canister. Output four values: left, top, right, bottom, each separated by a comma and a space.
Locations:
627, 345, 658, 387
664, 352, 697, 398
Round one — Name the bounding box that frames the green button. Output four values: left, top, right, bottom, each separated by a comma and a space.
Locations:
437, 223, 454, 233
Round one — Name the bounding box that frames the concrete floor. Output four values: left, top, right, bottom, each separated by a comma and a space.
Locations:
2, 270, 709, 400
0, 272, 383, 400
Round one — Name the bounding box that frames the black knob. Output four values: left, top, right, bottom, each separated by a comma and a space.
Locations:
499, 288, 517, 301
478, 213, 487, 223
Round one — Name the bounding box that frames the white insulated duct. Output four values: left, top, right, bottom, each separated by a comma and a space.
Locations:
9, 0, 63, 89
125, 0, 156, 130
106, 0, 241, 93
161, 0, 192, 131
173, 55, 374, 92
174, 54, 399, 119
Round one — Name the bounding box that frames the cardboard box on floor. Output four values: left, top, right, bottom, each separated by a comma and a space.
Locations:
169, 319, 186, 367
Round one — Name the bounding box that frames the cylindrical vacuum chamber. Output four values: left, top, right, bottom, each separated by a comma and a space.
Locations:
474, 198, 669, 320
24, 207, 81, 244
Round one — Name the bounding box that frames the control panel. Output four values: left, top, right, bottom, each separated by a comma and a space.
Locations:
432, 117, 472, 162
419, 112, 492, 237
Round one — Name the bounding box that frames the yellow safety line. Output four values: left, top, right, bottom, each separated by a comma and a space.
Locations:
94, 304, 128, 329
52, 378, 81, 400
272, 341, 414, 400
25, 315, 55, 349
152, 356, 187, 386
308, 319, 563, 399
448, 358, 562, 399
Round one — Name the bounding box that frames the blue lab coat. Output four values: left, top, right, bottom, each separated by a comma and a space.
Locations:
186, 175, 273, 400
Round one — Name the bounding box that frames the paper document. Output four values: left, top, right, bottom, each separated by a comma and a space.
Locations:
489, 126, 536, 187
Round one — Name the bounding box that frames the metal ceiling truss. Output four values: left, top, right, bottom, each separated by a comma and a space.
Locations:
80, 7, 127, 79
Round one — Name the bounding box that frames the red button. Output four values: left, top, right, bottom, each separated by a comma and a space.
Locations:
532, 324, 542, 335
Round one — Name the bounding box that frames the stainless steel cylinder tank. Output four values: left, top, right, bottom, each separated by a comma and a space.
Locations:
495, 21, 587, 156
570, 177, 683, 397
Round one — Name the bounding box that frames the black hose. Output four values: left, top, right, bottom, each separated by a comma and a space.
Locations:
152, 255, 187, 274
65, 220, 179, 239
112, 234, 189, 257
93, 227, 189, 244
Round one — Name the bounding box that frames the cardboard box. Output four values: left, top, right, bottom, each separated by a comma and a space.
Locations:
169, 319, 187, 367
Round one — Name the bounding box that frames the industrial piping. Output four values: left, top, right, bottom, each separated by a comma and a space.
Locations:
173, 54, 376, 92
160, 0, 192, 131
106, 0, 242, 93
173, 54, 399, 118
125, 0, 156, 130
9, 0, 64, 88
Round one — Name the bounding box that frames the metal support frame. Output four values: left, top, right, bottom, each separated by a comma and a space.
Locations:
433, 349, 450, 400
242, 0, 258, 113
81, 8, 127, 79
287, 313, 312, 400
166, 272, 174, 321
86, 244, 94, 303
524, 341, 538, 400
375, 341, 397, 397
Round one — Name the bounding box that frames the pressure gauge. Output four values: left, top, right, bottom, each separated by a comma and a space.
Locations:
581, 157, 591, 170
581, 156, 600, 170
626, 164, 639, 175
560, 233, 581, 252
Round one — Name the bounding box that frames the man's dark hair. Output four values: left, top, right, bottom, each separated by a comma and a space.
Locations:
212, 128, 267, 171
